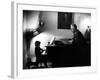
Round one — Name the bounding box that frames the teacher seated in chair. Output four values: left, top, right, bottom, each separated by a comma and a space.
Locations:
70, 24, 86, 47
70, 24, 87, 65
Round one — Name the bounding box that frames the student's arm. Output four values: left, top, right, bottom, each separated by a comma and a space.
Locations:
40, 47, 44, 53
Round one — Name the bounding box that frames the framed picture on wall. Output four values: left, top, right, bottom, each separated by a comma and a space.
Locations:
58, 12, 73, 29
11, 1, 97, 78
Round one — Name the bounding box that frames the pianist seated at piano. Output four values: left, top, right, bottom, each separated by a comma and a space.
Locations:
35, 41, 48, 68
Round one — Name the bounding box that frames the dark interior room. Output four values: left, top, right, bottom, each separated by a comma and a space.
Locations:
23, 10, 91, 69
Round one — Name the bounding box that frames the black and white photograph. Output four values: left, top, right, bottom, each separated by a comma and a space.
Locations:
23, 10, 91, 69
11, 1, 97, 78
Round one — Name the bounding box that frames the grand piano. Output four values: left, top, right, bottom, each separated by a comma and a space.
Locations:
46, 40, 91, 68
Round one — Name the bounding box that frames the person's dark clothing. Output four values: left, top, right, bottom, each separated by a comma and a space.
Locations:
35, 46, 48, 68
72, 29, 87, 65
35, 47, 43, 63
72, 29, 86, 47
84, 29, 91, 42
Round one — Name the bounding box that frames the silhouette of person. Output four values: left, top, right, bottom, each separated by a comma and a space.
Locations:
84, 26, 91, 43
70, 24, 86, 47
70, 24, 86, 65
35, 41, 48, 68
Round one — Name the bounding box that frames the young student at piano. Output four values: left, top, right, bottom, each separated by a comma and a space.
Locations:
35, 41, 48, 68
